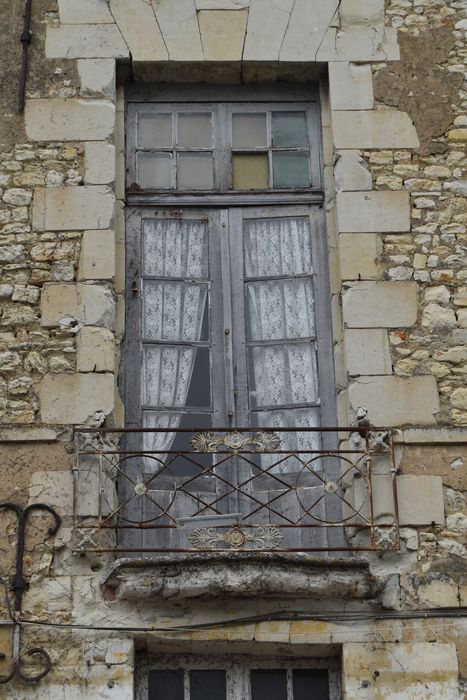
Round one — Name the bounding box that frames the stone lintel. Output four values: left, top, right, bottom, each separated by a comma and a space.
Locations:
101, 554, 374, 601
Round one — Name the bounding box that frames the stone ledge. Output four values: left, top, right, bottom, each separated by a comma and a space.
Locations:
101, 554, 375, 601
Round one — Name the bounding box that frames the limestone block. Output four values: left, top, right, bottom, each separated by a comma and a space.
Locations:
79, 230, 115, 280
345, 328, 391, 376
39, 373, 115, 424
317, 26, 400, 62
418, 578, 460, 608
339, 0, 384, 27
77, 327, 115, 372
58, 0, 114, 23
198, 10, 248, 61
40, 283, 115, 329
329, 63, 374, 111
84, 142, 116, 185
243, 0, 293, 61
28, 470, 73, 514
334, 150, 372, 192
78, 59, 116, 98
349, 376, 440, 426
46, 25, 129, 59
339, 233, 382, 280
25, 99, 115, 141
32, 187, 45, 231
44, 186, 114, 231
337, 191, 410, 232
343, 642, 460, 699
343, 281, 418, 327
196, 0, 249, 6
333, 110, 419, 149
152, 0, 203, 61
397, 475, 445, 525
24, 576, 72, 613
280, 0, 339, 61
109, 0, 168, 62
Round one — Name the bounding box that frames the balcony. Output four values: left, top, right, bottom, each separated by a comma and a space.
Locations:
72, 426, 400, 554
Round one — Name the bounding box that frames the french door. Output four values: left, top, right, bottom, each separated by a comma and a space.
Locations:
122, 203, 338, 550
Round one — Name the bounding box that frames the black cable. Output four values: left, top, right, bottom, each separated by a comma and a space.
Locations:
0, 607, 465, 634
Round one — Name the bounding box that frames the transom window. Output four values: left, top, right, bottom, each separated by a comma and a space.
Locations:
136, 655, 341, 700
127, 94, 321, 195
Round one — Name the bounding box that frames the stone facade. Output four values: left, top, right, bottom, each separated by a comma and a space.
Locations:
0, 0, 465, 698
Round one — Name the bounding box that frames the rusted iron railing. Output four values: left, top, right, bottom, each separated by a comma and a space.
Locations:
72, 426, 400, 553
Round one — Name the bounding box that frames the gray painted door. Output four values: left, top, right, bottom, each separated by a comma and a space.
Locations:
121, 204, 337, 551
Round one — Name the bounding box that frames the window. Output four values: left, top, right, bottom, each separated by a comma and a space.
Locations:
123, 86, 337, 550
136, 655, 341, 700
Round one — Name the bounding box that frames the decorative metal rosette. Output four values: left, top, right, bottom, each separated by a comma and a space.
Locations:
188, 525, 283, 550
190, 430, 281, 453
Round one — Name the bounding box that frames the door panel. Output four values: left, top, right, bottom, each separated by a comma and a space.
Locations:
122, 205, 337, 551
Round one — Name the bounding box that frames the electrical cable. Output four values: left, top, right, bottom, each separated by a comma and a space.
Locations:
0, 607, 465, 634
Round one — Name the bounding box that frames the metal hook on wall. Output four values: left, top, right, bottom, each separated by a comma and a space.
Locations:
0, 503, 61, 683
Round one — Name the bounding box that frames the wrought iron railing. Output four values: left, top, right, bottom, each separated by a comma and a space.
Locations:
72, 426, 400, 553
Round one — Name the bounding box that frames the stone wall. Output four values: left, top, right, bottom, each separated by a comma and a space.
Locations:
0, 0, 465, 698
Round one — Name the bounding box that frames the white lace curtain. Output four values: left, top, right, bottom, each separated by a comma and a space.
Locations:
141, 219, 208, 467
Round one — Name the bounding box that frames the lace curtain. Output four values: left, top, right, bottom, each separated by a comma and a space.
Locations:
141, 219, 208, 466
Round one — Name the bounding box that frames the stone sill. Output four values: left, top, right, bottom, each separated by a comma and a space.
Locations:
101, 553, 375, 601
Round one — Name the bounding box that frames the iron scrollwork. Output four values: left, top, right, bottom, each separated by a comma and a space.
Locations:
0, 503, 61, 684
191, 430, 281, 453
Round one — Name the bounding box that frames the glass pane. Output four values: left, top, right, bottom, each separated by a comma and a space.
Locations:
143, 346, 211, 408
190, 670, 226, 700
273, 152, 310, 188
232, 113, 267, 148
178, 153, 214, 190
138, 152, 173, 189
251, 670, 287, 700
293, 669, 329, 700
272, 112, 308, 147
244, 217, 312, 278
138, 113, 172, 149
143, 219, 208, 279
232, 154, 269, 190
246, 279, 315, 341
248, 342, 319, 407
178, 113, 212, 148
148, 670, 184, 700
143, 411, 213, 474
143, 281, 209, 341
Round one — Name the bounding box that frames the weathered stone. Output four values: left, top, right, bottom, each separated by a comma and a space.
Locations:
40, 283, 115, 329
329, 63, 374, 111
198, 10, 248, 61
46, 25, 129, 59
339, 234, 382, 280
342, 281, 418, 327
109, 0, 168, 62
243, 0, 293, 61
397, 475, 445, 525
78, 59, 116, 99
195, 0, 249, 6
418, 578, 459, 608
450, 388, 467, 411
28, 470, 74, 513
39, 373, 115, 424
339, 0, 384, 26
2, 188, 32, 206
337, 191, 410, 232
424, 285, 451, 305
77, 327, 115, 372
344, 329, 392, 376
84, 142, 116, 185
79, 230, 115, 280
44, 186, 114, 231
57, 0, 114, 23
317, 26, 400, 62
343, 642, 460, 699
349, 375, 439, 425
152, 0, 204, 61
334, 150, 372, 192
280, 0, 339, 61
333, 110, 419, 149
25, 99, 115, 142
421, 303, 457, 329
